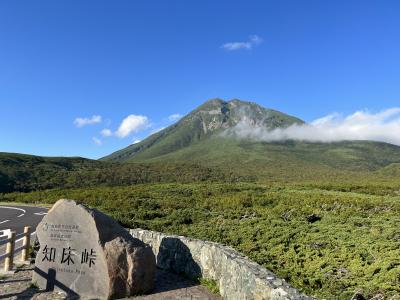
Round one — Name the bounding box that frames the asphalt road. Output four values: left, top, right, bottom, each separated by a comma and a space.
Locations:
0, 205, 48, 244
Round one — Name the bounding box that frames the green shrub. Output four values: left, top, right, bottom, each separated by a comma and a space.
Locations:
1, 181, 399, 298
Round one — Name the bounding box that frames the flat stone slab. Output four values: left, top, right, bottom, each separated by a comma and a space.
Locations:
0, 265, 221, 300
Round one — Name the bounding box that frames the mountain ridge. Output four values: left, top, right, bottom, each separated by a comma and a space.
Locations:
102, 98, 304, 162
101, 98, 400, 178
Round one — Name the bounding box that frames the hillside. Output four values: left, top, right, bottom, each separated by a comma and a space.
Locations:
129, 138, 400, 179
3, 99, 400, 193
0, 153, 100, 192
103, 99, 400, 180
101, 98, 304, 162
0, 152, 234, 193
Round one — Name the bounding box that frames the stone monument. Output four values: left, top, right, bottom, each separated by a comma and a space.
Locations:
32, 199, 156, 299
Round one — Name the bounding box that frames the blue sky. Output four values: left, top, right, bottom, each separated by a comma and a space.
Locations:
1, 0, 400, 159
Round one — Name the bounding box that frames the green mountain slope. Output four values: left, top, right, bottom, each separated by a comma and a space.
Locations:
0, 153, 101, 192
101, 98, 304, 162
102, 99, 400, 180
3, 99, 400, 193
0, 152, 235, 193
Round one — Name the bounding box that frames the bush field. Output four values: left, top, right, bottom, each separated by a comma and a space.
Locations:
2, 181, 399, 299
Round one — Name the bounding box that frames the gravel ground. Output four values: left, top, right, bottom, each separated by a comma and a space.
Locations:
0, 264, 220, 300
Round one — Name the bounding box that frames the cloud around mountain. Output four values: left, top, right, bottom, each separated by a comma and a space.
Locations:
225, 108, 400, 146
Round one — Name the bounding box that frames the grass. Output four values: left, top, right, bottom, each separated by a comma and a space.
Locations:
29, 282, 39, 289
15, 263, 27, 269
1, 181, 399, 299
199, 278, 220, 295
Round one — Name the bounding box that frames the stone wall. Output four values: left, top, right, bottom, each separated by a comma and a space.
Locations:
129, 228, 311, 300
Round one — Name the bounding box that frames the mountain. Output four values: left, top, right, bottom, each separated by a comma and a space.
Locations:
2, 99, 400, 193
102, 99, 400, 180
102, 98, 304, 162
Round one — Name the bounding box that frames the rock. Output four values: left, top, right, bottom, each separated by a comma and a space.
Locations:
306, 214, 322, 223
240, 212, 256, 220
351, 292, 366, 300
32, 199, 156, 299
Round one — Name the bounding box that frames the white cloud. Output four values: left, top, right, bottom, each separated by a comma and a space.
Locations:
74, 115, 102, 127
222, 41, 252, 51
101, 128, 112, 137
115, 114, 149, 138
222, 35, 263, 51
224, 108, 400, 146
168, 113, 182, 122
132, 139, 142, 144
92, 137, 102, 146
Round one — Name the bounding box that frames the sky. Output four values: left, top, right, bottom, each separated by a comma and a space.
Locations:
1, 0, 400, 159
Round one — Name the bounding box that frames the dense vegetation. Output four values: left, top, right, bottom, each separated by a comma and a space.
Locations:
2, 181, 399, 299
127, 138, 400, 180
0, 152, 242, 193
3, 138, 400, 194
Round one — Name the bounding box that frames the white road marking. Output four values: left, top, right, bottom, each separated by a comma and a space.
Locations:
0, 206, 26, 218
0, 205, 46, 246
34, 212, 47, 216
0, 229, 11, 237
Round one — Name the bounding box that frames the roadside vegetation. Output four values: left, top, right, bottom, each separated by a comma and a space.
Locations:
2, 181, 399, 299
199, 278, 220, 295
0, 152, 238, 192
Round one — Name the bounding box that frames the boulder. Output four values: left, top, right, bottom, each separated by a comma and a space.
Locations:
32, 199, 155, 299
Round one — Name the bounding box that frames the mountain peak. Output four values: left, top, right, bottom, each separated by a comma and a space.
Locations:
199, 98, 257, 108
188, 98, 304, 131
102, 98, 305, 162
229, 98, 255, 105
202, 98, 225, 105
196, 98, 277, 116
